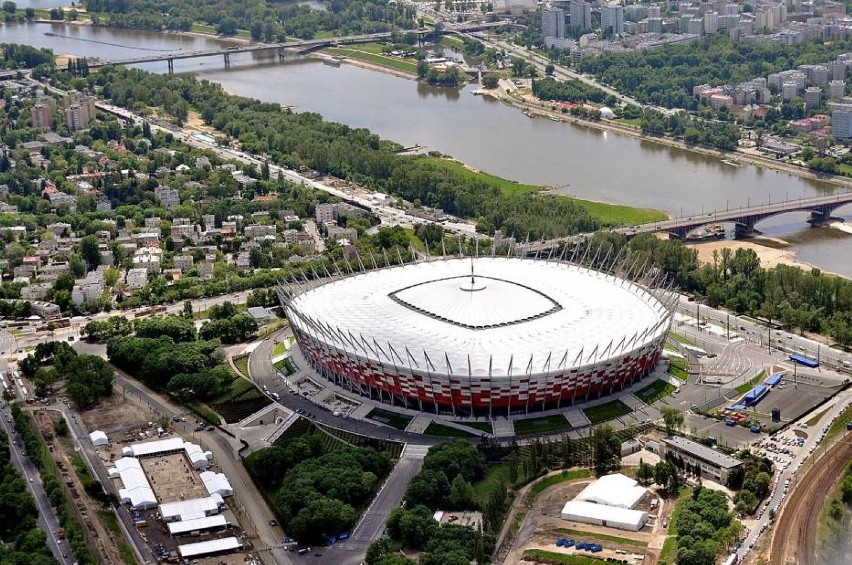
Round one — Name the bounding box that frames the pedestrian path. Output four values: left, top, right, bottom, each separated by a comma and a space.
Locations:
565, 409, 590, 428
493, 419, 515, 437
406, 414, 434, 434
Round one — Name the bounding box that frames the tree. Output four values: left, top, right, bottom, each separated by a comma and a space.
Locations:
661, 406, 685, 435
182, 300, 193, 319
637, 459, 655, 485
545, 63, 555, 76
654, 461, 673, 492
445, 474, 476, 510
2, 2, 16, 13
592, 424, 621, 474
78, 235, 102, 271
289, 496, 358, 545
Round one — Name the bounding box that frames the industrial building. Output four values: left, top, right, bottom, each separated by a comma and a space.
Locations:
660, 436, 743, 484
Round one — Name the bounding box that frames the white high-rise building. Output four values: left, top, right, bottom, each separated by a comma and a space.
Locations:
542, 8, 565, 39
704, 12, 719, 34
831, 104, 852, 139
601, 4, 625, 36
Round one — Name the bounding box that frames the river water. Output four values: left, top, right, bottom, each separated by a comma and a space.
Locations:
2, 21, 850, 276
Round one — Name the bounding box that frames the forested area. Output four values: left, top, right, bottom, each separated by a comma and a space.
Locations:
198, 301, 259, 343
78, 66, 603, 239
669, 486, 742, 565
588, 233, 852, 347
19, 341, 114, 407
106, 317, 233, 403
0, 43, 53, 70
639, 108, 741, 150
244, 434, 393, 544
82, 0, 416, 39
575, 34, 852, 109
0, 427, 58, 565
727, 451, 773, 515
531, 77, 609, 104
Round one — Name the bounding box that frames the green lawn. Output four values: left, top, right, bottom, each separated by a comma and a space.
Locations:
805, 408, 830, 427
734, 370, 767, 395
322, 46, 420, 74
668, 332, 695, 346
233, 355, 250, 378
98, 511, 138, 564
424, 422, 476, 437
667, 358, 689, 382
522, 549, 609, 565
271, 341, 287, 358
472, 462, 512, 504
440, 36, 466, 50
513, 414, 572, 436
659, 487, 694, 565
366, 407, 413, 430
576, 199, 667, 227
825, 404, 852, 441
556, 527, 648, 548
618, 117, 643, 128
414, 156, 666, 225
636, 379, 677, 404
274, 357, 297, 375
583, 399, 632, 425
456, 421, 493, 433
526, 469, 592, 501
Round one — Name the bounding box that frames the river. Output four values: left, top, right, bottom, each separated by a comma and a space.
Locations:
2, 21, 851, 276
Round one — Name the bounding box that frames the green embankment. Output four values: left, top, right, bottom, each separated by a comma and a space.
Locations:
526, 469, 592, 502
322, 44, 420, 75
417, 157, 667, 226
636, 379, 677, 404
583, 399, 632, 424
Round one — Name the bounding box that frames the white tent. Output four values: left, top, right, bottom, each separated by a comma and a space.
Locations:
199, 471, 233, 497
159, 495, 223, 523
109, 458, 157, 510
560, 500, 648, 531
575, 473, 647, 509
167, 515, 228, 535
89, 430, 109, 447
178, 537, 241, 558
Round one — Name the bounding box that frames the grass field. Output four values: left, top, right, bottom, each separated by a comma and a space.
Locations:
440, 36, 466, 50
413, 156, 666, 224
274, 357, 297, 375
209, 374, 270, 423
522, 549, 609, 565
472, 462, 512, 504
366, 407, 413, 430
526, 469, 592, 502
583, 399, 632, 425
825, 404, 852, 441
233, 355, 250, 378
667, 357, 689, 382
424, 422, 476, 437
98, 511, 138, 564
668, 332, 695, 346
636, 379, 676, 404
323, 45, 420, 74
658, 487, 694, 565
805, 407, 831, 427
513, 414, 572, 436
556, 527, 648, 548
734, 370, 767, 395
457, 421, 493, 433
271, 341, 287, 358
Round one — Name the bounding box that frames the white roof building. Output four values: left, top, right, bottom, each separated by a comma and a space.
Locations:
200, 471, 234, 497
89, 430, 109, 446
560, 500, 648, 531
575, 473, 647, 509
178, 537, 241, 558
287, 257, 669, 377
166, 515, 228, 535
109, 457, 157, 510
123, 438, 211, 469
159, 495, 224, 523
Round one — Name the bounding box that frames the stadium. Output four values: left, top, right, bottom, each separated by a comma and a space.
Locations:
278, 253, 675, 417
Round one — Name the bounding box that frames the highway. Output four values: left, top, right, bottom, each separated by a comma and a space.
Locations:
0, 398, 69, 564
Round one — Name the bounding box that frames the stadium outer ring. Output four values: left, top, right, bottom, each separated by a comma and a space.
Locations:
278, 255, 674, 417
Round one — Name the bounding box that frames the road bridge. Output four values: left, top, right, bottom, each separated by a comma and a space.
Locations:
87, 21, 510, 74
523, 191, 852, 253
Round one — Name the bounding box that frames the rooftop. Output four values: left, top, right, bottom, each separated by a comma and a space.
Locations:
288, 257, 670, 376
663, 436, 743, 469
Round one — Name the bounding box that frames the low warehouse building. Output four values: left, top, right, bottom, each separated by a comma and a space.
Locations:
560, 500, 649, 531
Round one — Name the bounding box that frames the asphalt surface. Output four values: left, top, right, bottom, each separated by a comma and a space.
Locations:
0, 398, 68, 564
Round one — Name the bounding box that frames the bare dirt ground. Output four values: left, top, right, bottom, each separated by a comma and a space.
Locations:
691, 239, 814, 271
78, 386, 160, 433
769, 432, 852, 565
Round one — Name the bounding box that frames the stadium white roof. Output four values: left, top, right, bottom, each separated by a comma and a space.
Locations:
160, 495, 223, 522
288, 258, 670, 377
177, 536, 241, 558
200, 471, 234, 497
110, 457, 157, 510
561, 500, 648, 531
576, 473, 647, 509
167, 515, 228, 535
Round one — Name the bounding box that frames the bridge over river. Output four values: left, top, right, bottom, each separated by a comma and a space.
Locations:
86, 21, 510, 73
524, 191, 852, 253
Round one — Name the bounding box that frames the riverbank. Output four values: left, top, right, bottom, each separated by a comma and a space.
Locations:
691, 237, 822, 272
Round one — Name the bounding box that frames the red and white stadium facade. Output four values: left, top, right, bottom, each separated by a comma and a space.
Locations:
279, 255, 675, 417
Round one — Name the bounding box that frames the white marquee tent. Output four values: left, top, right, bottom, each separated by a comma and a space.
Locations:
560, 500, 648, 532
89, 430, 108, 447
109, 457, 157, 510
575, 473, 647, 509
